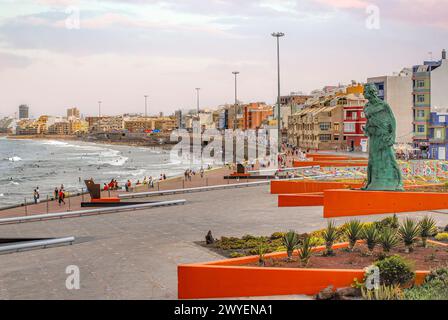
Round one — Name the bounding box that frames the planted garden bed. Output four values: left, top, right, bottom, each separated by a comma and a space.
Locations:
243, 243, 448, 270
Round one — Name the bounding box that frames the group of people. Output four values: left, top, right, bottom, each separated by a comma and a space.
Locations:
103, 179, 119, 191
54, 185, 66, 206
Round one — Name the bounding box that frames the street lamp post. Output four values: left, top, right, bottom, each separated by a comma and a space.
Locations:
272, 32, 284, 154
232, 71, 240, 165
195, 88, 201, 117
232, 71, 239, 130
98, 101, 102, 118
144, 95, 148, 117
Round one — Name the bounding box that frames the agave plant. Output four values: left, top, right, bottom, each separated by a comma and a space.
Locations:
322, 220, 338, 256
379, 227, 399, 253
398, 218, 421, 253
419, 216, 437, 248
362, 224, 378, 253
298, 236, 314, 267
257, 242, 267, 266
282, 230, 300, 261
345, 219, 363, 250
390, 214, 399, 229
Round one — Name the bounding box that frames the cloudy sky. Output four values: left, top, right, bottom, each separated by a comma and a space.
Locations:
0, 0, 447, 118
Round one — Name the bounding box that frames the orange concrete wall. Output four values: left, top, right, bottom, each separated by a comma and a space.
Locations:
293, 160, 367, 168
178, 242, 430, 299
278, 193, 324, 207
324, 189, 448, 218
271, 180, 363, 194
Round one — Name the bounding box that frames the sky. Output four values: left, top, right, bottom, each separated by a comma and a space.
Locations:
0, 0, 447, 118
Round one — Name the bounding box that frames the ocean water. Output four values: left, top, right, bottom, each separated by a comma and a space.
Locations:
0, 137, 196, 207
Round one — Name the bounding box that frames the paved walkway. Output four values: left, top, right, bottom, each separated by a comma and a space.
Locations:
1, 185, 448, 299
0, 167, 241, 219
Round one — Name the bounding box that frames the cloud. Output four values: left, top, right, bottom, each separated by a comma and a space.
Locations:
0, 51, 32, 70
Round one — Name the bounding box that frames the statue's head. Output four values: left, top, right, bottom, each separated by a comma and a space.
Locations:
364, 83, 378, 100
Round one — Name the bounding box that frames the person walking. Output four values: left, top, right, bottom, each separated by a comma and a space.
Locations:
54, 187, 59, 201
33, 189, 39, 204
58, 188, 65, 206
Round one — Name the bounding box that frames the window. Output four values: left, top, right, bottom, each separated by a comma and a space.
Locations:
361, 112, 365, 118
417, 80, 425, 88
440, 116, 446, 123
344, 123, 356, 133
319, 134, 331, 142
417, 125, 425, 133
351, 112, 357, 120
334, 123, 340, 131
320, 122, 331, 131
417, 95, 425, 103
416, 110, 425, 118
436, 129, 442, 139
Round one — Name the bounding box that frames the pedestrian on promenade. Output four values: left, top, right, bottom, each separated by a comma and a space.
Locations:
163, 173, 166, 180
54, 187, 59, 201
33, 189, 39, 204
103, 183, 109, 191
58, 188, 65, 206
200, 168, 204, 178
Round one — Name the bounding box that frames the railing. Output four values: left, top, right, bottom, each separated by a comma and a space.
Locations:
120, 181, 271, 199
0, 200, 186, 225
0, 236, 75, 254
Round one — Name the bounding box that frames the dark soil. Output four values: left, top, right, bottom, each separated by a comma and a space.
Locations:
246, 243, 448, 270
407, 185, 448, 193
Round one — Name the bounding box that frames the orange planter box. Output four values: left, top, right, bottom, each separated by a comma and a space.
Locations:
178, 242, 432, 299
271, 180, 363, 194
278, 193, 324, 207
293, 160, 368, 168
324, 189, 448, 218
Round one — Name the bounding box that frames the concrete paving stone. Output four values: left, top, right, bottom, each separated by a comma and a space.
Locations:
1, 185, 448, 299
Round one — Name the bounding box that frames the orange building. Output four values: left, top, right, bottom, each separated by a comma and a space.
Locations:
243, 103, 273, 130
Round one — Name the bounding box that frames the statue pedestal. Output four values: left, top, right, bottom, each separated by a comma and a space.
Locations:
323, 189, 448, 218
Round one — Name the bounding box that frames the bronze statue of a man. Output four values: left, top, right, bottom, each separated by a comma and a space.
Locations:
362, 83, 403, 191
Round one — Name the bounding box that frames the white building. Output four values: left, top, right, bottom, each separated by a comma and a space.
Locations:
367, 68, 413, 143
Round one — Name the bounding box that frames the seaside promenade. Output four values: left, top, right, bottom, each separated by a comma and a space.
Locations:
0, 166, 249, 219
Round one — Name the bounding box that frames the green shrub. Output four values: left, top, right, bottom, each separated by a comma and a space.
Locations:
362, 284, 404, 300
374, 255, 415, 286
419, 216, 437, 247
404, 279, 448, 300
425, 267, 448, 283
229, 252, 245, 258
345, 219, 363, 250
270, 232, 285, 240
435, 233, 448, 241
398, 218, 420, 253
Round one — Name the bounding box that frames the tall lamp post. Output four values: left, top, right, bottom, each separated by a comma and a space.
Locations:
98, 101, 102, 118
232, 71, 240, 165
144, 95, 148, 117
232, 71, 239, 130
272, 32, 284, 153
195, 88, 201, 118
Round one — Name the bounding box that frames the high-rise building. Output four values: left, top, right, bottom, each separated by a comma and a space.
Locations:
412, 49, 448, 159
67, 107, 80, 119
368, 68, 413, 144
19, 104, 29, 119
